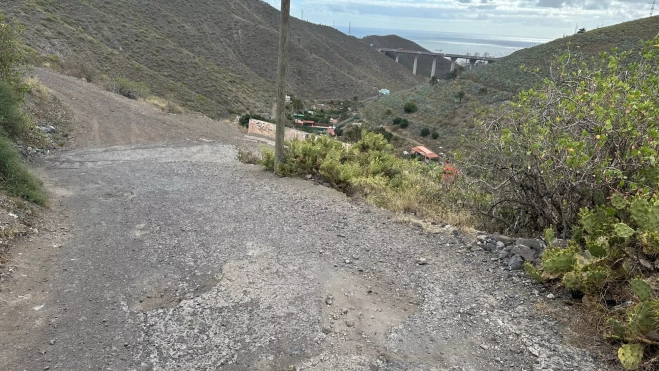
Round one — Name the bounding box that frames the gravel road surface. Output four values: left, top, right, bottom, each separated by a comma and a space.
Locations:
0, 70, 610, 370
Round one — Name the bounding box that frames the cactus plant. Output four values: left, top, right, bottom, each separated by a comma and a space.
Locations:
615, 223, 635, 238
542, 247, 577, 274
523, 262, 543, 282
631, 278, 653, 302
579, 266, 610, 292
630, 198, 651, 231
561, 271, 580, 289
544, 227, 555, 247
611, 193, 628, 210
640, 231, 659, 255
618, 343, 644, 370
627, 301, 657, 338
607, 318, 628, 339
586, 236, 608, 258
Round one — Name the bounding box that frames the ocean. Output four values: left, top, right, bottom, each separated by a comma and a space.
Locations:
336, 26, 551, 57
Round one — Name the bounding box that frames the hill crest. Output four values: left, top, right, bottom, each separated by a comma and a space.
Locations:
5, 0, 425, 118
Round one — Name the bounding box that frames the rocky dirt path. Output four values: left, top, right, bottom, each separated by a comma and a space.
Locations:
0, 70, 610, 370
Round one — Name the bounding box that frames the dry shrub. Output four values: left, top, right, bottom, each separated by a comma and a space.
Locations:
24, 77, 49, 100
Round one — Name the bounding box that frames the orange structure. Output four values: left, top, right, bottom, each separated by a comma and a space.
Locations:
410, 146, 439, 162
442, 160, 459, 185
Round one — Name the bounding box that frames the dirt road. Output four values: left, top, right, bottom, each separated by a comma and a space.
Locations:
0, 70, 608, 370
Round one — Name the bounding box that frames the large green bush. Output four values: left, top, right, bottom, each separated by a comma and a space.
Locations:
403, 102, 417, 113
260, 132, 451, 218
489, 37, 659, 369
464, 39, 659, 237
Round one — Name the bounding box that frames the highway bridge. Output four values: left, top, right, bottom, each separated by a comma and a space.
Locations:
377, 48, 499, 77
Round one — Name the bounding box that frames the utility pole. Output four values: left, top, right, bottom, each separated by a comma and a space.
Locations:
274, 0, 290, 172
651, 0, 656, 16
349, 21, 351, 35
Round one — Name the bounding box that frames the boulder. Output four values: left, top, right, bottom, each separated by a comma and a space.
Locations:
490, 234, 516, 245
508, 255, 525, 270
517, 238, 546, 253
510, 245, 537, 262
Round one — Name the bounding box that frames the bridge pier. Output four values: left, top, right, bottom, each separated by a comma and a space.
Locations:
413, 54, 419, 75
431, 56, 437, 77
450, 57, 458, 72
396, 53, 400, 63
469, 59, 477, 70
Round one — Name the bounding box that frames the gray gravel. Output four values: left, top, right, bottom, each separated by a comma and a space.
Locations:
0, 140, 612, 371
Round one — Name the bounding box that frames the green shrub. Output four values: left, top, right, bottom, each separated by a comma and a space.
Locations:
0, 82, 27, 138
431, 131, 439, 139
420, 127, 430, 137
259, 131, 454, 220
463, 38, 659, 237
0, 15, 26, 95
403, 102, 418, 113
513, 37, 659, 370
239, 114, 250, 128
238, 113, 271, 128
400, 119, 409, 129
392, 117, 403, 125
0, 135, 47, 205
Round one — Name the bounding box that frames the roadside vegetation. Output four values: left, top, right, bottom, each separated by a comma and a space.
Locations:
0, 16, 47, 206
258, 132, 464, 223
247, 36, 659, 370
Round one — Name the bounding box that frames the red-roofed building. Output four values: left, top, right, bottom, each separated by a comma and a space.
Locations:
411, 146, 440, 162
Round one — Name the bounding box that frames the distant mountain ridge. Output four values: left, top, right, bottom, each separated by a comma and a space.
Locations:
4, 0, 425, 118
362, 35, 453, 78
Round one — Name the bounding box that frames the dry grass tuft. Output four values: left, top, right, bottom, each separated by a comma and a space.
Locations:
144, 96, 184, 114
237, 147, 260, 165
24, 77, 49, 100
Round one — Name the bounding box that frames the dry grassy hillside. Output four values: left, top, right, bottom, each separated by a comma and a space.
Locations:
4, 0, 424, 118
362, 35, 453, 78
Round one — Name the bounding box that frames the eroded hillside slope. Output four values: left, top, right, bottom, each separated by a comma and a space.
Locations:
3, 0, 424, 117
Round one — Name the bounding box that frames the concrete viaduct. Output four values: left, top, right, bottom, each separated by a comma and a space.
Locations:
377, 48, 499, 77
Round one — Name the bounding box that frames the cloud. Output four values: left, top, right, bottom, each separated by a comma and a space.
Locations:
269, 0, 653, 39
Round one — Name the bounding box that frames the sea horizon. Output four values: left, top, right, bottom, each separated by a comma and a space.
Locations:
334, 26, 552, 57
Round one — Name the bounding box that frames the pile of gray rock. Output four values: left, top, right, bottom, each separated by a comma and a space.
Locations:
471, 234, 562, 271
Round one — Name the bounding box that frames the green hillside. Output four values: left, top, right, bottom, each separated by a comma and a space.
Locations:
361, 16, 659, 155
4, 0, 424, 118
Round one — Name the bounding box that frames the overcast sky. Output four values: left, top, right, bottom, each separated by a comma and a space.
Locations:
263, 0, 655, 40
